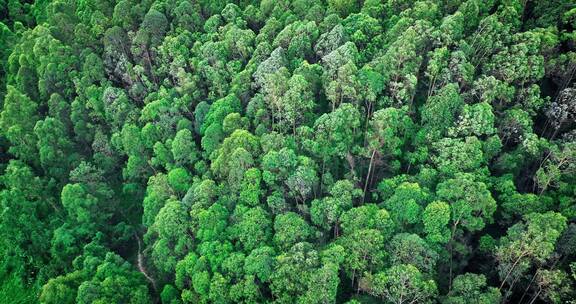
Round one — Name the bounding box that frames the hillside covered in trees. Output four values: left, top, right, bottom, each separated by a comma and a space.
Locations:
1, 0, 576, 303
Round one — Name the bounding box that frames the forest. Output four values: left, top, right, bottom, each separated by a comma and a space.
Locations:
0, 0, 576, 303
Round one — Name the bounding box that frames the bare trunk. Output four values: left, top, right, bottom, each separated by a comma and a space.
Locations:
447, 218, 460, 292
319, 158, 326, 194
518, 268, 540, 304
528, 288, 542, 304
499, 252, 528, 291
362, 149, 377, 204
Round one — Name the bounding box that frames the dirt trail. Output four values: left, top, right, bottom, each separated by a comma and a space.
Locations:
136, 235, 157, 292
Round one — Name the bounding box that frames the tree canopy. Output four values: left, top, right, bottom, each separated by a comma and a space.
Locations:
1, 0, 576, 303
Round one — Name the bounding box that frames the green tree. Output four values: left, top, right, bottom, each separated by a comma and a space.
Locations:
76, 253, 152, 304
270, 242, 319, 303
239, 168, 263, 207
322, 42, 360, 111
168, 167, 192, 195
281, 73, 315, 135
0, 86, 39, 165
431, 137, 485, 177
150, 199, 193, 274
311, 179, 360, 234
364, 106, 415, 199
34, 117, 78, 181
211, 129, 260, 185
230, 205, 272, 252
421, 83, 464, 141
273, 212, 312, 250
142, 173, 173, 228
305, 103, 361, 187
0, 160, 54, 281
328, 0, 359, 17
368, 264, 437, 304
371, 22, 429, 107
436, 173, 497, 234
422, 201, 451, 244
388, 233, 439, 274
436, 172, 496, 286
384, 182, 429, 228
496, 212, 567, 297
444, 273, 501, 304
244, 246, 275, 283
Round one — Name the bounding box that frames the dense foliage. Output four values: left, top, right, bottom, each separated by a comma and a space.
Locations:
1, 0, 576, 303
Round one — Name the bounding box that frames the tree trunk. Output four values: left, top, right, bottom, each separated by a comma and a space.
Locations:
362, 149, 377, 204
499, 251, 528, 291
